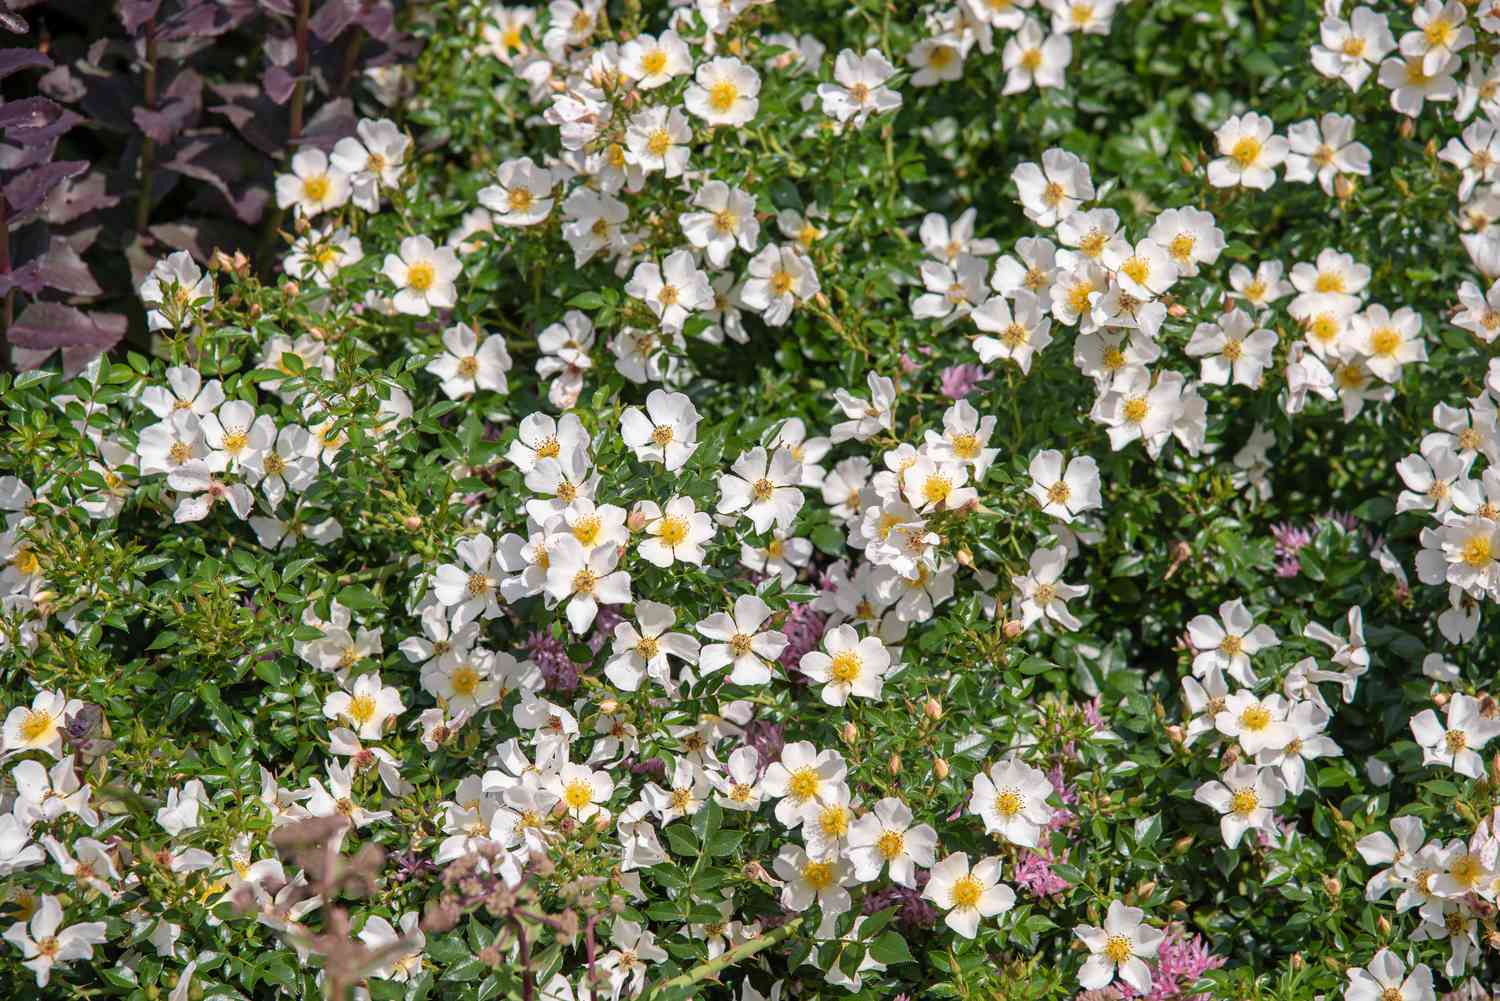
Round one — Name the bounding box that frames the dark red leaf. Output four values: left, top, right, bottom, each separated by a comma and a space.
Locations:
8, 301, 125, 351
0, 47, 49, 79
4, 160, 88, 217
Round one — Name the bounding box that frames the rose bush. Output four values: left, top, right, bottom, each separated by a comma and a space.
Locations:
2, 1, 1500, 1000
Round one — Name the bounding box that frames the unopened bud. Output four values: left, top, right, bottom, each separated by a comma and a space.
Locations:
1377, 914, 1391, 935
1222, 745, 1241, 767
283, 281, 300, 298
888, 752, 901, 775
842, 722, 858, 744
599, 698, 619, 714
249, 302, 263, 319
1334, 174, 1355, 200
1166, 303, 1187, 318
1165, 724, 1184, 747
626, 506, 649, 532
403, 514, 423, 532
1398, 118, 1415, 140
1168, 899, 1187, 913
1433, 691, 1451, 708
932, 757, 950, 780
1003, 619, 1024, 638
1137, 880, 1157, 899
1290, 952, 1304, 971
1322, 876, 1341, 896
955, 546, 973, 567
1171, 835, 1195, 855
924, 698, 943, 720
1324, 956, 1344, 973
593, 812, 610, 832
1177, 153, 1195, 175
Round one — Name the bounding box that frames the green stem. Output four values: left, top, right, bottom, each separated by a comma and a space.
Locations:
644, 918, 803, 996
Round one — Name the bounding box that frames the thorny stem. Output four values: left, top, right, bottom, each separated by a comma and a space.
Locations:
585, 911, 602, 1001
135, 25, 158, 234
289, 0, 312, 142
644, 917, 804, 996
512, 916, 533, 1001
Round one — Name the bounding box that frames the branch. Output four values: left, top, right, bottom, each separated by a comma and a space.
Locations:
643, 918, 802, 997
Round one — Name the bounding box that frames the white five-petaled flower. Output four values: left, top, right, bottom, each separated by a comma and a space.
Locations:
922, 852, 1015, 939
1343, 948, 1436, 1001
685, 56, 761, 126
1185, 308, 1278, 388
1186, 598, 1279, 686
479, 156, 555, 226
383, 236, 461, 316
636, 496, 715, 568
970, 758, 1055, 848
973, 289, 1054, 374
626, 250, 713, 332
741, 244, 820, 326
1207, 113, 1288, 190
696, 594, 787, 686
717, 446, 805, 534
605, 600, 700, 692
679, 181, 759, 267
848, 797, 937, 887
1013, 148, 1094, 227
1410, 693, 1500, 778
426, 322, 512, 399
323, 671, 405, 740
275, 148, 351, 217
544, 534, 632, 634
1193, 762, 1286, 848
620, 389, 699, 472
3, 894, 108, 987
547, 762, 614, 822
799, 623, 891, 705
1026, 449, 1101, 522
1011, 544, 1088, 630
817, 48, 902, 127
1074, 900, 1165, 995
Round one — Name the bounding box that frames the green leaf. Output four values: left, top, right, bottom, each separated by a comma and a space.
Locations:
868, 931, 914, 965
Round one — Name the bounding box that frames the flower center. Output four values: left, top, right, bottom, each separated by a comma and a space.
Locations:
302, 174, 330, 203
951, 433, 980, 459
1445, 729, 1469, 752
1370, 328, 1400, 357
646, 128, 673, 158
928, 44, 957, 69
467, 572, 492, 597
1222, 337, 1244, 361
1219, 634, 1243, 656
1000, 323, 1028, 348
1021, 47, 1043, 70
1230, 136, 1262, 168
922, 475, 953, 505
571, 568, 597, 595
263, 452, 287, 476
1239, 705, 1270, 731
572, 515, 601, 547
508, 187, 534, 212
669, 787, 694, 811
751, 478, 776, 503
457, 355, 481, 378
564, 779, 593, 810
877, 830, 905, 859
406, 261, 435, 292
818, 805, 850, 838
1043, 181, 1066, 207
1230, 788, 1259, 815
1462, 534, 1493, 568
730, 782, 753, 802
1104, 935, 1132, 964
1342, 36, 1366, 57
1314, 273, 1345, 294
451, 665, 480, 697
708, 80, 739, 113
18, 710, 53, 744
347, 694, 376, 724
950, 875, 982, 909
802, 860, 833, 890
729, 632, 754, 656
641, 49, 668, 75
635, 635, 660, 659
787, 767, 820, 801
995, 789, 1024, 817
829, 650, 863, 684
1122, 397, 1150, 425
35, 936, 60, 960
